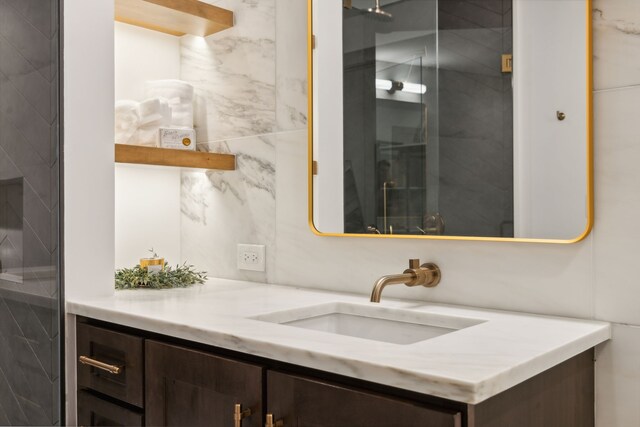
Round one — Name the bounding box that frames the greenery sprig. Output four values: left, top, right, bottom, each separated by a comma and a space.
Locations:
115, 262, 207, 290
115, 251, 207, 290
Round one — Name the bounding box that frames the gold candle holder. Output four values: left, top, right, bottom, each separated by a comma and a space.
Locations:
140, 257, 165, 273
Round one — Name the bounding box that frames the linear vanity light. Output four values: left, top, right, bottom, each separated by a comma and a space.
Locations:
375, 79, 427, 94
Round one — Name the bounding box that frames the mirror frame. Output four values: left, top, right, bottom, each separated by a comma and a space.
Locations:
307, 0, 594, 244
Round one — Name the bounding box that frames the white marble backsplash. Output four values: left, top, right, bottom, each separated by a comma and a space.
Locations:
181, 135, 276, 282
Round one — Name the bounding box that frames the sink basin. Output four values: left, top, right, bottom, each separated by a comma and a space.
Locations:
253, 302, 485, 345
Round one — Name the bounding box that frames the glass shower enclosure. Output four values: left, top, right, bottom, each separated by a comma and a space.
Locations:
0, 0, 63, 425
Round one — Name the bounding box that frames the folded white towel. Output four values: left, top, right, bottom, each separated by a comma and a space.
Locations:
124, 97, 171, 147
115, 100, 140, 145
144, 80, 194, 128
139, 97, 172, 127
132, 126, 160, 147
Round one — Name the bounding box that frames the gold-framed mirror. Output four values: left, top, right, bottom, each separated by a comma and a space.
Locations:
308, 0, 593, 243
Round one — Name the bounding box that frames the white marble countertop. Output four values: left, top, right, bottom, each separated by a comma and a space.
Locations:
67, 279, 610, 404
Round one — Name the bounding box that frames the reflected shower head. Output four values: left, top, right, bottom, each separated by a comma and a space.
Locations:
367, 0, 393, 21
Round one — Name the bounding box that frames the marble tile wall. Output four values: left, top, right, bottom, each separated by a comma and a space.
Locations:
275, 0, 308, 131
181, 0, 276, 143
591, 1, 640, 423
180, 0, 305, 280
180, 0, 640, 424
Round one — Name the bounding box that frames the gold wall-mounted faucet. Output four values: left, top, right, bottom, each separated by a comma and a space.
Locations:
370, 259, 441, 303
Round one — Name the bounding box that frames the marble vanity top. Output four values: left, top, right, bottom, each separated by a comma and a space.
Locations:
67, 279, 610, 404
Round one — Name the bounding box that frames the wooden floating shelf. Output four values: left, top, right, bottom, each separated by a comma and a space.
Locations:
115, 0, 234, 37
115, 144, 236, 170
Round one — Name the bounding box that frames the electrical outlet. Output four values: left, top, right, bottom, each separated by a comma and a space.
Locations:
237, 244, 266, 272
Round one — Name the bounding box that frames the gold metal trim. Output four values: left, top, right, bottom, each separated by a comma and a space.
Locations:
502, 53, 513, 73
307, 0, 594, 244
78, 355, 122, 375
140, 257, 165, 272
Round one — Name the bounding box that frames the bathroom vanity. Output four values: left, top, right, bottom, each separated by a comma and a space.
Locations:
69, 280, 609, 427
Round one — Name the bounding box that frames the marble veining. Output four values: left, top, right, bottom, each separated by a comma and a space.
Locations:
593, 0, 640, 90
594, 8, 640, 36
181, 0, 276, 142
181, 135, 276, 282
67, 279, 610, 405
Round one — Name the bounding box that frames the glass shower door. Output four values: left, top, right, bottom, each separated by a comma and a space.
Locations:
342, 0, 439, 235
0, 0, 63, 424
375, 58, 429, 235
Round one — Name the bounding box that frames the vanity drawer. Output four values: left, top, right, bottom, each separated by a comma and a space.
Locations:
77, 323, 144, 408
77, 390, 143, 427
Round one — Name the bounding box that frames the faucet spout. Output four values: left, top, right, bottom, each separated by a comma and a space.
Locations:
370, 259, 442, 303
370, 273, 416, 303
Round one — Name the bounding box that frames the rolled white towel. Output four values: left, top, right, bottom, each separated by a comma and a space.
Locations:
144, 79, 194, 101
115, 100, 140, 145
144, 80, 194, 127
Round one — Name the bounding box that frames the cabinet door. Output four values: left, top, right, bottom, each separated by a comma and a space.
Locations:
267, 371, 461, 427
145, 340, 263, 427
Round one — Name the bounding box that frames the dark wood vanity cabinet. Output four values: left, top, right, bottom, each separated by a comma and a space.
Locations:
76, 318, 594, 427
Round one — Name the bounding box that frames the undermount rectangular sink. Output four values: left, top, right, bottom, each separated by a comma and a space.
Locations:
253, 302, 486, 345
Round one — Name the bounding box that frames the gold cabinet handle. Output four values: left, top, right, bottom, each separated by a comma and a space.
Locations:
234, 404, 252, 427
265, 413, 284, 427
78, 355, 122, 375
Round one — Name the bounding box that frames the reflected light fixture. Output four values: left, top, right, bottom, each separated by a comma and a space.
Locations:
375, 79, 427, 94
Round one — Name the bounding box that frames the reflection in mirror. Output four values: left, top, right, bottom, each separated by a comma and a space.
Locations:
312, 0, 590, 241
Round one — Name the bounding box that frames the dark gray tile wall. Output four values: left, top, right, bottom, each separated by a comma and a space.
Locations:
438, 0, 513, 237
0, 0, 61, 425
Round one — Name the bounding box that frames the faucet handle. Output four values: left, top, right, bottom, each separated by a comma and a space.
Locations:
404, 260, 442, 288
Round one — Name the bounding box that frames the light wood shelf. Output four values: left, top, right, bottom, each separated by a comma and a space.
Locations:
115, 144, 236, 170
115, 0, 234, 37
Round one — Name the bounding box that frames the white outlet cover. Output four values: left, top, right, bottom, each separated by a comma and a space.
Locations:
237, 244, 266, 272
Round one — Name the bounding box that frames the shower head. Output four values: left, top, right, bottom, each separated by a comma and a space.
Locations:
367, 0, 393, 21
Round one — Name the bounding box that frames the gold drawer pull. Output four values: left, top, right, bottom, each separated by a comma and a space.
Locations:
78, 355, 122, 375
234, 404, 252, 427
265, 413, 284, 427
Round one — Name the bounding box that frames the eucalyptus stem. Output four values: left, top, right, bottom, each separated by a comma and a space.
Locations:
115, 262, 207, 290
